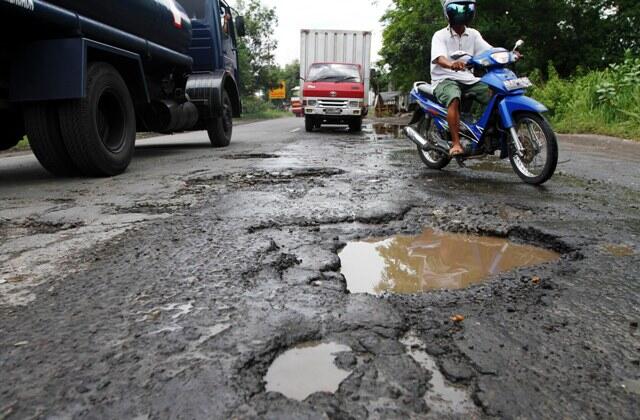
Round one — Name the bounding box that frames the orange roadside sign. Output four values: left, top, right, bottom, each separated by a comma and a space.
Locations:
269, 81, 286, 100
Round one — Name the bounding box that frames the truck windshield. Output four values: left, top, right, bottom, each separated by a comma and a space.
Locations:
307, 64, 361, 83
179, 0, 207, 20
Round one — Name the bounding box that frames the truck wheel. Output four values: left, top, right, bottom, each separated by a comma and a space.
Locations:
58, 62, 136, 176
349, 118, 362, 133
207, 90, 233, 148
23, 103, 78, 176
305, 116, 315, 132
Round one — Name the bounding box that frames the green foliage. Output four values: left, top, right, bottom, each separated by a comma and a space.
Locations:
240, 97, 289, 119
380, 0, 640, 91
235, 0, 279, 96
530, 55, 640, 139
268, 60, 301, 98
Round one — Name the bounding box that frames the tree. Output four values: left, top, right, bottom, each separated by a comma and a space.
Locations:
234, 0, 279, 96
379, 0, 640, 91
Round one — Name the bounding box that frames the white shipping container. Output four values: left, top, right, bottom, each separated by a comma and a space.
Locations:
300, 29, 372, 101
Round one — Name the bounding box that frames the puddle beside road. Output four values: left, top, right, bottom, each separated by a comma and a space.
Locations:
264, 342, 352, 401
372, 123, 404, 139
401, 332, 479, 416
339, 229, 560, 294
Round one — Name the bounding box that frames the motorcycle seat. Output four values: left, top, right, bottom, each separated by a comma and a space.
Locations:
414, 82, 439, 103
415, 81, 479, 111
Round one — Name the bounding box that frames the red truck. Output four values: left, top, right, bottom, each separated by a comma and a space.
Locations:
300, 30, 372, 133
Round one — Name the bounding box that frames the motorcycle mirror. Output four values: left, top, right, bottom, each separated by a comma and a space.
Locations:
513, 39, 524, 51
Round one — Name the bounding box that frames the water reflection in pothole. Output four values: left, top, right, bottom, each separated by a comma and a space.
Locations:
372, 123, 403, 139
264, 342, 352, 401
401, 332, 480, 416
339, 229, 560, 294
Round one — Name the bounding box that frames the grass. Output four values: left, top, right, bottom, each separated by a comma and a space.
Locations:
530, 55, 640, 140
239, 108, 290, 120
239, 97, 291, 121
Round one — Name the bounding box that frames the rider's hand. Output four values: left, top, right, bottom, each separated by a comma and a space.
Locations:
451, 61, 466, 71
514, 51, 524, 61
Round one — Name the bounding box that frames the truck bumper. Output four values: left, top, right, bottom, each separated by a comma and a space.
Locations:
304, 107, 362, 117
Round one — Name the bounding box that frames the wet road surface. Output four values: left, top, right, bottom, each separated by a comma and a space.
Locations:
1, 118, 639, 419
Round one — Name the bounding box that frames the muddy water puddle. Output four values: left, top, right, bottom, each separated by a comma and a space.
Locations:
339, 229, 559, 294
264, 342, 352, 401
401, 332, 479, 416
371, 123, 404, 139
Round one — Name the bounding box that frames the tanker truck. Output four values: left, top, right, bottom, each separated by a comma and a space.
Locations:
0, 0, 245, 176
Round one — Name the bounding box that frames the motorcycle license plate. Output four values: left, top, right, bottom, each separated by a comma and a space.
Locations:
325, 108, 342, 115
504, 77, 533, 91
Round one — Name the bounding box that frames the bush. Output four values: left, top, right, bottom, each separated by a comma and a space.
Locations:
530, 53, 640, 139
240, 97, 288, 119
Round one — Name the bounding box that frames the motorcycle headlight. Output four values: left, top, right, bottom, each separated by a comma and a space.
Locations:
491, 51, 511, 64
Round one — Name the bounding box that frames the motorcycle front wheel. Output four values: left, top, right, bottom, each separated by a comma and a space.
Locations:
416, 115, 451, 170
509, 112, 558, 185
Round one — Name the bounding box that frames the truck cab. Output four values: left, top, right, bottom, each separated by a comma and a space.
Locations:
299, 29, 372, 133
302, 62, 367, 132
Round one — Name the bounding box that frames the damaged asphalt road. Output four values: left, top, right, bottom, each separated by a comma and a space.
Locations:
0, 118, 639, 419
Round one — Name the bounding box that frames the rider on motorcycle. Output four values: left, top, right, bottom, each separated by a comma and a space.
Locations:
431, 0, 492, 156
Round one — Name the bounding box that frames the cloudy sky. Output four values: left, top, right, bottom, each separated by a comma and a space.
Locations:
230, 0, 394, 66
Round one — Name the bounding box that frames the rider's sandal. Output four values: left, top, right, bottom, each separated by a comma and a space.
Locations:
449, 148, 464, 157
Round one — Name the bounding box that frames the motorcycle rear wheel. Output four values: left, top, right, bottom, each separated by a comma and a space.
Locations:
417, 116, 451, 170
509, 112, 558, 185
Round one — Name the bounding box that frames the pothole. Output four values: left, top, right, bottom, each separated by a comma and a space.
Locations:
372, 123, 403, 139
222, 153, 280, 160
264, 342, 352, 401
339, 228, 560, 294
401, 332, 479, 416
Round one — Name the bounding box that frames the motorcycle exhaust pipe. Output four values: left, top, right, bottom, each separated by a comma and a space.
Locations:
403, 126, 450, 155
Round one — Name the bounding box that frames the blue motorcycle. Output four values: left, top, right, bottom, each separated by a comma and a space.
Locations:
403, 41, 558, 185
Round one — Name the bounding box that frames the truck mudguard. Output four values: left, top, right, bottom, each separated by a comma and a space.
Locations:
10, 38, 149, 104
186, 70, 241, 118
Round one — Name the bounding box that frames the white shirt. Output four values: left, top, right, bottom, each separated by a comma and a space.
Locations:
430, 26, 493, 86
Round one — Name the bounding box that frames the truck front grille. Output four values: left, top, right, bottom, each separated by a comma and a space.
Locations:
317, 99, 350, 108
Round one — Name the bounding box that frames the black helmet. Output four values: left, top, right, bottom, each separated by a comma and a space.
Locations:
442, 0, 477, 26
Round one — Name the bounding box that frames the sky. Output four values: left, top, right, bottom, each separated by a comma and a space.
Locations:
229, 0, 394, 66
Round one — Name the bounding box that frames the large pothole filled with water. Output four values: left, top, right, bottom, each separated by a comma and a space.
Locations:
339, 228, 560, 294
264, 342, 353, 401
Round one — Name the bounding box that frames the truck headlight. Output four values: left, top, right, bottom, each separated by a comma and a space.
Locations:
349, 100, 362, 108
305, 99, 317, 106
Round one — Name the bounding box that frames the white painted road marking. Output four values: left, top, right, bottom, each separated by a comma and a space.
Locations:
290, 128, 301, 133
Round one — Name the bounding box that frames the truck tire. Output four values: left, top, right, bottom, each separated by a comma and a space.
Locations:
58, 62, 136, 176
23, 103, 78, 176
349, 117, 362, 133
305, 116, 315, 132
207, 90, 233, 148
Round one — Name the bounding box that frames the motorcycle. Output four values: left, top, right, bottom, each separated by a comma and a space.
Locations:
403, 40, 558, 185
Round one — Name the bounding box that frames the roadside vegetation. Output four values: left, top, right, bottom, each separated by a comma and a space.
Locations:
379, 0, 640, 140
240, 97, 290, 120
530, 55, 640, 139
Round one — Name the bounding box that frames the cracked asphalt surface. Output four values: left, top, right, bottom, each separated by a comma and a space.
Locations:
1, 117, 639, 419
